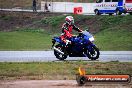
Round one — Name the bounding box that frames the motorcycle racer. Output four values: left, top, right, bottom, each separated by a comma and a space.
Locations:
61, 16, 82, 45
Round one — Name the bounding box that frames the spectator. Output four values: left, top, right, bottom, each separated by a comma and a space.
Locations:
45, 2, 48, 12
33, 0, 37, 12
48, 4, 51, 12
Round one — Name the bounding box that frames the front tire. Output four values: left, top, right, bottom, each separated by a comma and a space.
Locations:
76, 75, 86, 86
130, 12, 132, 15
85, 45, 100, 60
54, 44, 67, 60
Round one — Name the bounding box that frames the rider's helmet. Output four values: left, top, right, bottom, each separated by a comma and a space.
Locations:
65, 16, 74, 25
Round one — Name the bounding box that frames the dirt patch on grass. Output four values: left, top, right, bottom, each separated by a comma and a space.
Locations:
0, 11, 103, 34
0, 11, 64, 32
75, 16, 102, 33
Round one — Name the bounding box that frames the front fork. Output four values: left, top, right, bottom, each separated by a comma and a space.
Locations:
51, 39, 56, 49
86, 43, 96, 55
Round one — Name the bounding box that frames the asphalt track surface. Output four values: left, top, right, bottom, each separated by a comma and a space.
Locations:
0, 51, 132, 62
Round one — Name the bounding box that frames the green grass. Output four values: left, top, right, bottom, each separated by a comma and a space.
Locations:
0, 62, 132, 80
93, 16, 132, 50
0, 27, 131, 51
98, 16, 132, 31
40, 15, 132, 51
94, 28, 132, 50
41, 15, 65, 27
0, 15, 132, 50
40, 15, 132, 32
0, 29, 52, 50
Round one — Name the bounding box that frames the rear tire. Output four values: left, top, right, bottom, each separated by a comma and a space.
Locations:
95, 9, 101, 15
130, 12, 132, 15
109, 13, 113, 15
116, 9, 122, 15
76, 75, 86, 86
85, 45, 100, 60
54, 44, 67, 60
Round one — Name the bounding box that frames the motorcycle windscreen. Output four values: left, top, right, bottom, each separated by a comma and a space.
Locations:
82, 31, 93, 38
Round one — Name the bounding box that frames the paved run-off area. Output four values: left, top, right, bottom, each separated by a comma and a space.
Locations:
0, 80, 132, 88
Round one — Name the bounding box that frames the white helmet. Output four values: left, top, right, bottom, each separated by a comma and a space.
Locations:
65, 16, 74, 25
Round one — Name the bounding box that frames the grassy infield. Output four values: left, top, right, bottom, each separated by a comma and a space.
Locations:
0, 62, 132, 80
0, 16, 132, 51
0, 15, 132, 80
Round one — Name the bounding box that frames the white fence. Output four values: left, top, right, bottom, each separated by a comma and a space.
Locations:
41, 2, 96, 14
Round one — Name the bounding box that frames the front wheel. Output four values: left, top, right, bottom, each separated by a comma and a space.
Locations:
85, 45, 100, 60
54, 44, 67, 60
130, 12, 132, 15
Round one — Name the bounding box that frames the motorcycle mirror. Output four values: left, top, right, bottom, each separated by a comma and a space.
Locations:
51, 39, 56, 49
84, 27, 89, 32
86, 29, 89, 32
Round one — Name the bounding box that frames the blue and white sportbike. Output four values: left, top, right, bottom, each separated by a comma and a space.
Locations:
52, 30, 100, 60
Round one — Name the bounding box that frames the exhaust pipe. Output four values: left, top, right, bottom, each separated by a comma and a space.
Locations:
54, 47, 64, 55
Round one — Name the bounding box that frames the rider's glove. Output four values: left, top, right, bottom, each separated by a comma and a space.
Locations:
78, 31, 84, 33
78, 31, 83, 37
66, 40, 71, 45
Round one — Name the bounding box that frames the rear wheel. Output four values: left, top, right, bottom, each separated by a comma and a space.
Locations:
109, 13, 113, 15
76, 75, 86, 86
95, 9, 101, 15
116, 9, 122, 15
130, 12, 132, 15
54, 44, 67, 60
85, 45, 100, 60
